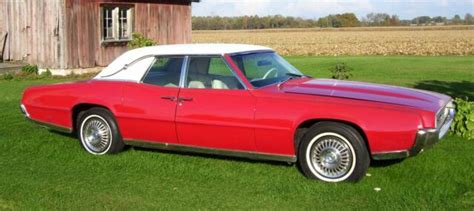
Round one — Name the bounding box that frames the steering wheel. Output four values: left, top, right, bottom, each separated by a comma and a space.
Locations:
262, 67, 277, 79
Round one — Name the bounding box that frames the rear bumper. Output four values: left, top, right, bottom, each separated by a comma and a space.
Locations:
372, 106, 455, 160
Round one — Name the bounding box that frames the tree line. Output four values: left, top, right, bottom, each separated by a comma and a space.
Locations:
192, 13, 474, 30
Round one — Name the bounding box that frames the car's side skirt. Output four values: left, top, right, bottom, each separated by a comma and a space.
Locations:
124, 139, 297, 163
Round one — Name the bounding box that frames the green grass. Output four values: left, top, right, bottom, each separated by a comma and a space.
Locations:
0, 56, 473, 209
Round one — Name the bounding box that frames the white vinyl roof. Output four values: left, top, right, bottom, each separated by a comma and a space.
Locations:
129, 43, 273, 56
95, 44, 273, 82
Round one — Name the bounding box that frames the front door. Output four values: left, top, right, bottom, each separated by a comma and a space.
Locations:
120, 56, 184, 143
175, 56, 256, 151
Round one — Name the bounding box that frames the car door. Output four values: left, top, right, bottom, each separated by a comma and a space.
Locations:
120, 56, 184, 144
175, 56, 257, 151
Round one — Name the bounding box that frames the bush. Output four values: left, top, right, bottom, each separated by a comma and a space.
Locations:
2, 72, 14, 80
329, 63, 353, 80
40, 69, 52, 78
450, 98, 474, 140
21, 64, 39, 75
128, 33, 157, 49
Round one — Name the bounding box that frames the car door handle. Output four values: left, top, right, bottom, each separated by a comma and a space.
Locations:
161, 96, 177, 101
178, 97, 193, 102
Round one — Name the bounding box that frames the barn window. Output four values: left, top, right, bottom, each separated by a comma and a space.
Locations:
101, 5, 134, 42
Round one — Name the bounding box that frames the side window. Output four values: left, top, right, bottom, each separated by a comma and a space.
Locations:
142, 57, 183, 87
186, 57, 244, 90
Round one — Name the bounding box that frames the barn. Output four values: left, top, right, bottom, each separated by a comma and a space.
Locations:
0, 0, 198, 73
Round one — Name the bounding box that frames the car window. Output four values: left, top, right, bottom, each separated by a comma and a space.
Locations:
231, 52, 303, 88
186, 57, 244, 90
142, 57, 183, 87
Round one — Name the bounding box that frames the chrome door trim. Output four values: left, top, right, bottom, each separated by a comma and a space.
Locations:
124, 139, 297, 163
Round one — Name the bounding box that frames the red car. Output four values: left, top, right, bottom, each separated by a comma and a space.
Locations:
21, 44, 455, 182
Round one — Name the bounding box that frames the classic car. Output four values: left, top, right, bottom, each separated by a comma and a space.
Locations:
21, 44, 455, 182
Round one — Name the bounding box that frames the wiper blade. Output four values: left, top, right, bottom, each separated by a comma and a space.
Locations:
286, 73, 311, 78
277, 77, 294, 89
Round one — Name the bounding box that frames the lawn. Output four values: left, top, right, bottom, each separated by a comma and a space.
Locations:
0, 56, 473, 209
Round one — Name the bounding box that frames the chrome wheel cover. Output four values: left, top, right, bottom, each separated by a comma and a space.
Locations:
306, 132, 355, 181
80, 115, 112, 154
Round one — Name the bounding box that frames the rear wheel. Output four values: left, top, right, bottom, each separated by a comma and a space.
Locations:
77, 108, 124, 155
298, 122, 369, 182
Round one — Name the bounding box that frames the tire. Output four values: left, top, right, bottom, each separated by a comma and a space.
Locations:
77, 107, 124, 155
298, 122, 370, 182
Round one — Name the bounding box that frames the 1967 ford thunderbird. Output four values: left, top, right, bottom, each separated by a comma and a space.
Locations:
21, 44, 455, 182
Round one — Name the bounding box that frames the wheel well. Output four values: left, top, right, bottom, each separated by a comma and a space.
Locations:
294, 119, 371, 155
71, 103, 110, 134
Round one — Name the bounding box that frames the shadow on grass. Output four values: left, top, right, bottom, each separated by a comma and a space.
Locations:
371, 159, 404, 167
414, 80, 474, 99
50, 130, 405, 169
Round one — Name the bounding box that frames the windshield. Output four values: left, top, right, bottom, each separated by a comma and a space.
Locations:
230, 52, 304, 88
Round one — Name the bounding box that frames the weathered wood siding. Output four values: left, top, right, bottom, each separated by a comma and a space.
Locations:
0, 0, 66, 68
0, 0, 192, 69
64, 0, 192, 68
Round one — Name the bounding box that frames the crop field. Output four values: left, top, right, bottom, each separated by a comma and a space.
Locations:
193, 26, 474, 56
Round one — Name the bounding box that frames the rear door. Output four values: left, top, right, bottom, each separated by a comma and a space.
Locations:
175, 56, 256, 151
120, 56, 184, 144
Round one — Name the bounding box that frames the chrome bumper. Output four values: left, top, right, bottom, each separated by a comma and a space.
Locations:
373, 106, 456, 160
20, 104, 30, 118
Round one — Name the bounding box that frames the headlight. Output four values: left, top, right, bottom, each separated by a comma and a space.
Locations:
436, 101, 454, 128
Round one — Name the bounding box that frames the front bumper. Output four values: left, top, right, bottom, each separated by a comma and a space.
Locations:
373, 106, 456, 160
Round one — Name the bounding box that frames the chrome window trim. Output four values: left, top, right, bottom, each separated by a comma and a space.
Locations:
179, 56, 189, 88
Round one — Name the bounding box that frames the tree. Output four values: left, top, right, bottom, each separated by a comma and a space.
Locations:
412, 16, 431, 25
432, 16, 447, 23
366, 13, 390, 26
465, 13, 474, 25
336, 13, 360, 27
387, 15, 401, 26
452, 14, 462, 24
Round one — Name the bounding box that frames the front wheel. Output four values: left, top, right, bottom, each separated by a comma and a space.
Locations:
298, 122, 370, 182
77, 108, 124, 155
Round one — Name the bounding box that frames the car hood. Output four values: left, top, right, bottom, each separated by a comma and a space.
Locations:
282, 78, 451, 112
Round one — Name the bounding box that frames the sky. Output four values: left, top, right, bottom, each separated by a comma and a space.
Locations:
192, 0, 474, 20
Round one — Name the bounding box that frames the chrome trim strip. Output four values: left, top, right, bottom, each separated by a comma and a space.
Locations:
372, 150, 409, 160
20, 104, 30, 118
124, 139, 297, 163
179, 56, 189, 88
28, 118, 72, 133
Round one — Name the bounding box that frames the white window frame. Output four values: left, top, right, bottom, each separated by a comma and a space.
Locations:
101, 5, 134, 43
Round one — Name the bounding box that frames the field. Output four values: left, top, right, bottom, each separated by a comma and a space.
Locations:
193, 26, 474, 56
0, 56, 473, 209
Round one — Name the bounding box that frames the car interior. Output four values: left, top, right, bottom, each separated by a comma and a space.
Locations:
142, 56, 244, 90
186, 57, 242, 90
142, 57, 183, 87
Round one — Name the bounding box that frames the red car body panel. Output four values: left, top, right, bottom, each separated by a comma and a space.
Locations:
21, 52, 451, 160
